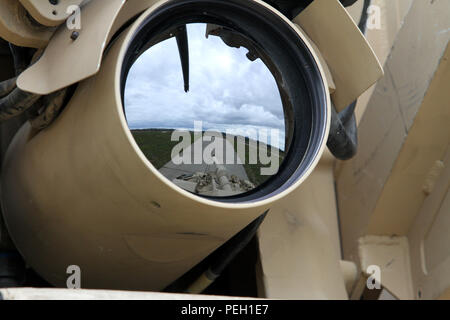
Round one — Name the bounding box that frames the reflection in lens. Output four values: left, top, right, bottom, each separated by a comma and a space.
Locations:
124, 23, 288, 198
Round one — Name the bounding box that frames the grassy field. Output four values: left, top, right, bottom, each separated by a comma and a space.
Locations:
131, 129, 284, 186
131, 129, 185, 170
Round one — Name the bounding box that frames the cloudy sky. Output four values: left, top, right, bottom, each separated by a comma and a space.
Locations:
124, 23, 285, 148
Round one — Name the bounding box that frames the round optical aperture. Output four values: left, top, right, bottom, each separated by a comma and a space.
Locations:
124, 23, 288, 198
120, 0, 329, 203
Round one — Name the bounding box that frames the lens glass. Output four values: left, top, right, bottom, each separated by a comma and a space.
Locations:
124, 23, 289, 197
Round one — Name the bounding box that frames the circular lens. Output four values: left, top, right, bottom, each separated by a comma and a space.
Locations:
121, 0, 328, 203
124, 23, 287, 198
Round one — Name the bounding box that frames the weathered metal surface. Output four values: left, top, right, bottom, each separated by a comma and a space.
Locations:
0, 0, 55, 48
17, 0, 125, 94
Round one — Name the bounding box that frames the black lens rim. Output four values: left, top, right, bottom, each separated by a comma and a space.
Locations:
120, 0, 328, 203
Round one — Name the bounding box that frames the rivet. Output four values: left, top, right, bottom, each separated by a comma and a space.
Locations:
70, 31, 79, 41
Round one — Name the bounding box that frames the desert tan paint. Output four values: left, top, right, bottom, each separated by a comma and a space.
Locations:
352, 0, 414, 123
17, 0, 381, 99
409, 148, 450, 300
334, 0, 414, 179
17, 0, 126, 95
366, 42, 450, 236
18, 0, 84, 27
358, 236, 414, 300
345, 0, 364, 23
296, 29, 337, 94
338, 0, 450, 266
109, 0, 162, 41
2, 1, 331, 290
294, 0, 383, 112
258, 152, 348, 299
0, 0, 55, 48
17, 0, 165, 94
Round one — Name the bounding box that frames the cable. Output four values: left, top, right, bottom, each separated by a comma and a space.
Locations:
0, 87, 41, 122
0, 44, 43, 122
0, 78, 17, 98
185, 212, 267, 294
326, 0, 371, 160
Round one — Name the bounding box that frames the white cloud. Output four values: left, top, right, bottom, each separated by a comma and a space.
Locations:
124, 23, 285, 147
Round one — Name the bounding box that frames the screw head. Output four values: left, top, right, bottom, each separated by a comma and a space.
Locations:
70, 31, 79, 41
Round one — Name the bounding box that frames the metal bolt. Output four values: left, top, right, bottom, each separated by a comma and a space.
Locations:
70, 31, 79, 41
